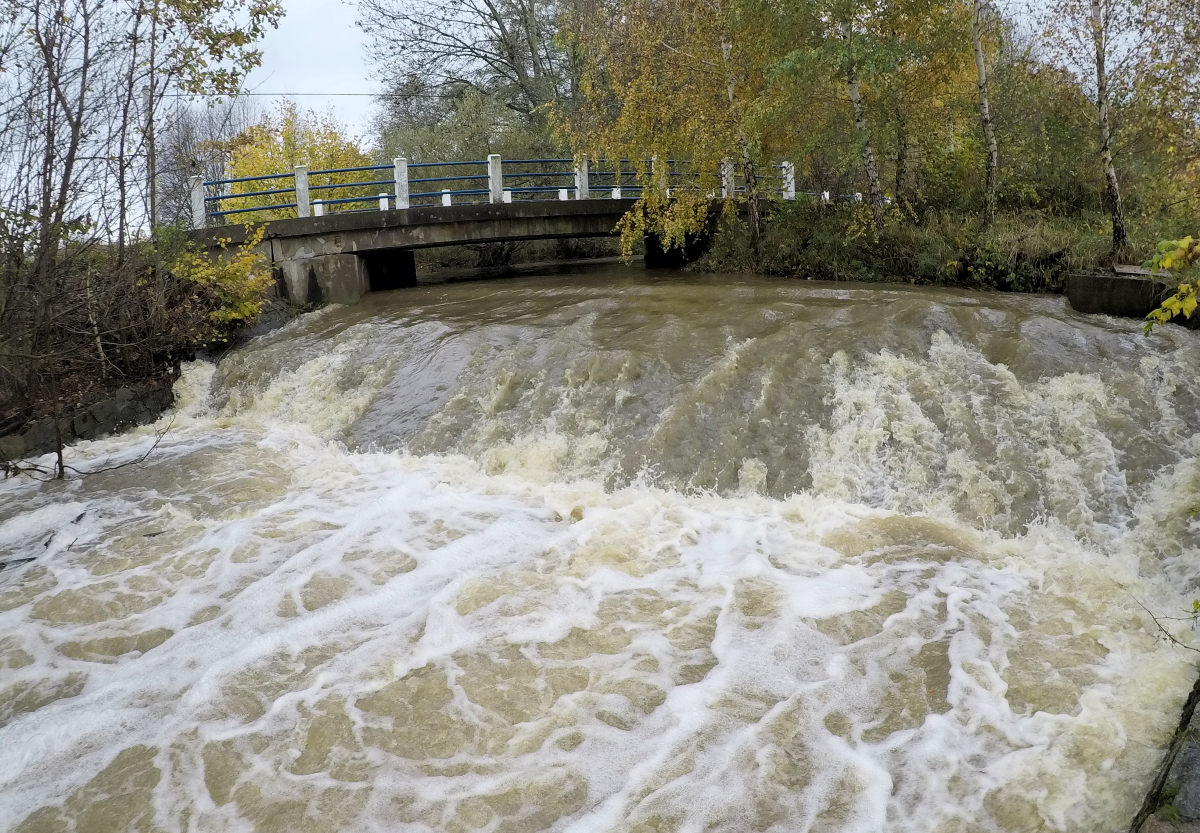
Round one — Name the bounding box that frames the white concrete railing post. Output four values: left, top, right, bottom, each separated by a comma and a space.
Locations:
557, 188, 569, 201
502, 190, 513, 203
378, 193, 389, 211
821, 190, 831, 204
189, 176, 205, 229
574, 155, 589, 200
782, 161, 796, 200
488, 154, 503, 204
442, 189, 452, 207
612, 186, 622, 199
313, 200, 324, 217
721, 159, 735, 199
394, 157, 409, 209
294, 165, 310, 218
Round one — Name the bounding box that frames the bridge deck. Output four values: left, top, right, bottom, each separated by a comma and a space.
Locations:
190, 199, 642, 260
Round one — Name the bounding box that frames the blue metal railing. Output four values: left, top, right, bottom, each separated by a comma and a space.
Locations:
189, 156, 821, 228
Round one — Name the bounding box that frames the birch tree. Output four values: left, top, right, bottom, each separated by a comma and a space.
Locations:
560, 0, 781, 257
1045, 0, 1200, 259
838, 13, 889, 230
972, 0, 999, 226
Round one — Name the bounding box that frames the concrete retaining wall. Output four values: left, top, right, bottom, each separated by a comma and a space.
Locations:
1066, 272, 1172, 318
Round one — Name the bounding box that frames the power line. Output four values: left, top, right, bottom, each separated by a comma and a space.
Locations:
161, 91, 461, 99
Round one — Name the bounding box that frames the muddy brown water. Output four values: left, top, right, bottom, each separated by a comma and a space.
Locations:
1, 268, 1198, 832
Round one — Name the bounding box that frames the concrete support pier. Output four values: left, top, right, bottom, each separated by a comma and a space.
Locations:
274, 250, 419, 306
276, 254, 370, 306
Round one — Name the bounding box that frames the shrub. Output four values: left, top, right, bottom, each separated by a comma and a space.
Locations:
167, 224, 274, 338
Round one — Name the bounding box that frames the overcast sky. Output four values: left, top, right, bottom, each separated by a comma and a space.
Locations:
242, 0, 378, 142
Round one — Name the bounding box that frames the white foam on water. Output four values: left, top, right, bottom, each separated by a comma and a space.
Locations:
0, 283, 1197, 833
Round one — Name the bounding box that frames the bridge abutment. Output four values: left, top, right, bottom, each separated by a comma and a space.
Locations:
275, 254, 370, 306
275, 249, 420, 305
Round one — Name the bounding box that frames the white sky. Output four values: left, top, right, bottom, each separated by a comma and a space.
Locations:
242, 0, 379, 144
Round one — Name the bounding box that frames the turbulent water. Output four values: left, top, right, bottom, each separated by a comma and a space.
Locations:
2, 268, 1199, 833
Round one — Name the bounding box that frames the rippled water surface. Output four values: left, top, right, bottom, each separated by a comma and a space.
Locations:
2, 268, 1198, 832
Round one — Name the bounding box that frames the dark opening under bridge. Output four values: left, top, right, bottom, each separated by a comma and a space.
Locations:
188, 155, 835, 304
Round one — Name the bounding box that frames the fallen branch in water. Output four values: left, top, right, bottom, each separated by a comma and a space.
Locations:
1, 416, 174, 481
63, 415, 175, 477
1134, 596, 1200, 655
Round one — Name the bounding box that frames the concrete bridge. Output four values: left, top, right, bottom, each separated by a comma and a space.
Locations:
187, 155, 813, 303
189, 198, 652, 304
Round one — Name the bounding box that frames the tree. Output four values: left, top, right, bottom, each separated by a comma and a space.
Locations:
358, 0, 578, 124
0, 0, 281, 477
222, 103, 373, 219
561, 0, 783, 255
375, 80, 554, 163
563, 0, 982, 244
156, 97, 262, 227
832, 0, 890, 230
971, 0, 999, 226
987, 42, 1097, 212
1146, 235, 1200, 332
1044, 0, 1200, 259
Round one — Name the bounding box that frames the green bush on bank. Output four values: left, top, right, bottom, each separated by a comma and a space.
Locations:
697, 202, 1180, 293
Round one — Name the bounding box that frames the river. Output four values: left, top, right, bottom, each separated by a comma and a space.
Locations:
1, 267, 1198, 832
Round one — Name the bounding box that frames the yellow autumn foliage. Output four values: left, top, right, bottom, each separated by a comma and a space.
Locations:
171, 224, 274, 336
1145, 235, 1200, 333
223, 102, 375, 220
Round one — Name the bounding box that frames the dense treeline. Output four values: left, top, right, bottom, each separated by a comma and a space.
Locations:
362, 0, 1198, 271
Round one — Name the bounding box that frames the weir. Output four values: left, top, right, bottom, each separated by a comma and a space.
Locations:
1, 271, 1198, 833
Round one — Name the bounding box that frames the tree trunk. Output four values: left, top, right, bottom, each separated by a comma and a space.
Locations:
972, 0, 999, 228
846, 63, 886, 231
740, 149, 762, 261
720, 35, 762, 261
894, 92, 911, 217
146, 5, 159, 231
84, 272, 108, 378
1090, 0, 1129, 259
49, 369, 65, 480
115, 7, 142, 265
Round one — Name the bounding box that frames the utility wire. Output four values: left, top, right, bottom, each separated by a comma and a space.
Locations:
160, 91, 461, 99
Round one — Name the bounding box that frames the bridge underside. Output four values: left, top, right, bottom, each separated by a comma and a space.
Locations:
190, 199, 663, 305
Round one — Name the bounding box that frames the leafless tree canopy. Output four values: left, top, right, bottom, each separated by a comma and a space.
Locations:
156, 98, 262, 226
359, 0, 583, 121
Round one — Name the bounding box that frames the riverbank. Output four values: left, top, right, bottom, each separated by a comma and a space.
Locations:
1136, 675, 1200, 831
697, 204, 1189, 292
0, 374, 178, 471
0, 246, 626, 464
